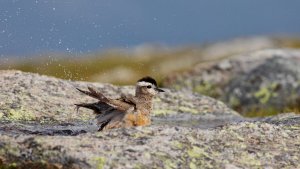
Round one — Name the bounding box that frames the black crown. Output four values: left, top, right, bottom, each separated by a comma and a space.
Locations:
137, 76, 157, 86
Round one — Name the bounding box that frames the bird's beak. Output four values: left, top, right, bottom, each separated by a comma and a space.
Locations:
155, 87, 165, 92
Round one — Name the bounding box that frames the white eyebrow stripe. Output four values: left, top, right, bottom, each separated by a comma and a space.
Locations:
137, 81, 153, 86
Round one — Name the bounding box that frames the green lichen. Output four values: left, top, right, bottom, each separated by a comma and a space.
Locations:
270, 82, 280, 90
93, 157, 106, 169
157, 139, 221, 169
193, 82, 219, 97
0, 162, 17, 169
151, 151, 179, 169
6, 107, 35, 121
172, 141, 184, 149
189, 162, 197, 169
152, 109, 174, 116
254, 83, 279, 104
178, 107, 198, 114
133, 163, 145, 169
254, 87, 271, 104
187, 146, 209, 159
229, 96, 240, 108
0, 112, 3, 119
143, 152, 151, 160
0, 143, 20, 158
164, 159, 177, 169
78, 113, 92, 121
173, 85, 182, 90
238, 152, 262, 167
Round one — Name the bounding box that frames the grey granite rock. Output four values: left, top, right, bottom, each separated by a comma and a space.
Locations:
0, 70, 240, 124
224, 55, 300, 113
0, 70, 299, 169
0, 117, 299, 169
164, 49, 300, 114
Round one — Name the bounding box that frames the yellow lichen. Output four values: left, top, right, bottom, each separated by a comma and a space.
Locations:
152, 109, 174, 116
187, 146, 209, 159
172, 141, 184, 149
173, 85, 182, 90
78, 113, 92, 121
178, 107, 198, 114
189, 162, 197, 169
93, 157, 106, 169
229, 96, 240, 107
254, 83, 280, 104
254, 87, 271, 104
7, 107, 35, 121
193, 82, 219, 97
238, 152, 262, 167
164, 159, 177, 169
143, 152, 151, 160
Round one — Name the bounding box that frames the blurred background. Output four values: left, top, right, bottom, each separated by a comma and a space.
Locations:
1, 0, 300, 116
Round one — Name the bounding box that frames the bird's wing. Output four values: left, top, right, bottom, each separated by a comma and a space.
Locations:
76, 87, 134, 111
76, 87, 109, 102
119, 94, 137, 105
96, 109, 127, 131
75, 101, 131, 131
76, 87, 136, 131
75, 87, 135, 131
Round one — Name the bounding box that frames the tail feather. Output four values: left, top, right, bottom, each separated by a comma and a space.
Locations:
75, 103, 98, 111
75, 102, 114, 114
98, 120, 111, 131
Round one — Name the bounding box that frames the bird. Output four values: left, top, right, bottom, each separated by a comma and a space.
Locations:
75, 76, 165, 131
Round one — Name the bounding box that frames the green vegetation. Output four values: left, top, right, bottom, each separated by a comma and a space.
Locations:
0, 47, 202, 86
244, 106, 300, 118
275, 37, 300, 48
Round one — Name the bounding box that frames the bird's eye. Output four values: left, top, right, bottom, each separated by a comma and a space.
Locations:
147, 85, 152, 88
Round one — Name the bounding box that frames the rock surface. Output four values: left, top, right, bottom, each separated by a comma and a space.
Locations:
0, 70, 240, 126
1, 120, 300, 169
164, 49, 300, 115
0, 70, 299, 169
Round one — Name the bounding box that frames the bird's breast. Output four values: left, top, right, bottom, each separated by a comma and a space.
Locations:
125, 112, 151, 126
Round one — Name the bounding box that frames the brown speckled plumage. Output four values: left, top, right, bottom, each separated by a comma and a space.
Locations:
75, 76, 164, 131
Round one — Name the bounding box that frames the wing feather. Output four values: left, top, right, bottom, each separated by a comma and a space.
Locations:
75, 87, 136, 131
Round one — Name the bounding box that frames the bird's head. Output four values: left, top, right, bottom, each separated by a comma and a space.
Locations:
136, 76, 164, 97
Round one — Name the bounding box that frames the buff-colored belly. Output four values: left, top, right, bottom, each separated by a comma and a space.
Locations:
125, 113, 151, 126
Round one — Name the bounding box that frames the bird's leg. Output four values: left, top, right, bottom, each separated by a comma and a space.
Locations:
75, 105, 80, 113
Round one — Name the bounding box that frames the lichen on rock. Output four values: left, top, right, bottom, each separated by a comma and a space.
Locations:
164, 49, 300, 116
0, 70, 299, 168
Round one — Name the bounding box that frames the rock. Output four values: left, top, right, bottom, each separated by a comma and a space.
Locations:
0, 70, 240, 125
262, 112, 300, 126
0, 117, 299, 168
224, 55, 300, 114
199, 36, 277, 61
0, 70, 299, 168
164, 49, 300, 115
